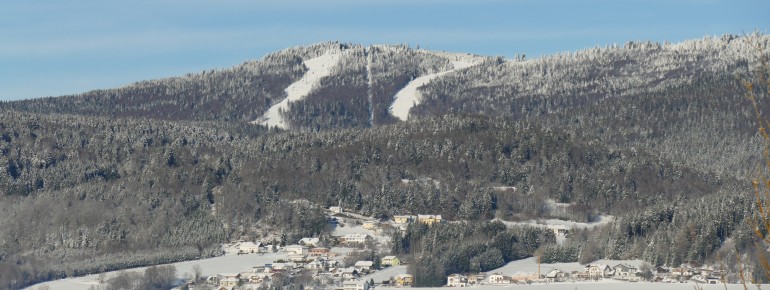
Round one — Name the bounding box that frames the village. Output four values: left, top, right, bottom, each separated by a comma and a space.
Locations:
174, 205, 734, 290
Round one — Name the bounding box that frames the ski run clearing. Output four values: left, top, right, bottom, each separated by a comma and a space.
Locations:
390, 55, 481, 121
254, 51, 344, 129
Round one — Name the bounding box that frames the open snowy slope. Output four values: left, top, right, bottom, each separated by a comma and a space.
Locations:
253, 51, 344, 129
389, 53, 482, 121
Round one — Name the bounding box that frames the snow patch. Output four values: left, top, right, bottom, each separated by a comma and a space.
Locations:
253, 51, 344, 129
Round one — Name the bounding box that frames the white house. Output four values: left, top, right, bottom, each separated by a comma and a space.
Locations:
343, 279, 370, 290
545, 269, 568, 282
342, 267, 359, 279
586, 264, 612, 279
488, 273, 511, 284
282, 245, 309, 255
546, 224, 570, 236
238, 241, 262, 253
219, 273, 241, 287
613, 264, 638, 279
340, 233, 373, 244
330, 206, 343, 214
299, 237, 320, 247
354, 261, 374, 272
447, 273, 468, 287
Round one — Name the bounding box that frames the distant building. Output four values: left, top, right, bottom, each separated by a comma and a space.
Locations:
417, 214, 442, 225
219, 273, 241, 288
362, 220, 379, 230
343, 279, 370, 290
546, 224, 570, 236
545, 269, 568, 282
393, 215, 416, 224
282, 245, 309, 255
299, 237, 320, 247
395, 274, 414, 286
310, 247, 330, 257
238, 241, 262, 253
354, 260, 374, 272
447, 274, 469, 287
330, 206, 343, 214
339, 233, 373, 244
488, 273, 511, 284
381, 255, 400, 266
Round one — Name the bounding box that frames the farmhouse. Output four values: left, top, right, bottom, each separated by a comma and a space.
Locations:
395, 274, 414, 286
393, 215, 415, 224
343, 279, 370, 290
417, 214, 442, 225
447, 273, 469, 287
339, 233, 373, 244
282, 245, 309, 255
238, 241, 262, 253
381, 255, 400, 266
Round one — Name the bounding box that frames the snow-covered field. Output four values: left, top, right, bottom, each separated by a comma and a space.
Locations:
362, 265, 408, 283
26, 252, 285, 290
389, 56, 481, 121
476, 257, 759, 290
495, 214, 614, 231
409, 281, 759, 290
489, 257, 644, 275
254, 51, 344, 129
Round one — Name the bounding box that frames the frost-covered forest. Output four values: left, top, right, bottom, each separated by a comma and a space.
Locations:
0, 34, 769, 289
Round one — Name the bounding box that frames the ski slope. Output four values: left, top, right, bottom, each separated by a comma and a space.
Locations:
389, 60, 479, 121
254, 52, 343, 129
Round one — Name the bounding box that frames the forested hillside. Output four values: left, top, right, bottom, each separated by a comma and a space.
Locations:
0, 34, 768, 289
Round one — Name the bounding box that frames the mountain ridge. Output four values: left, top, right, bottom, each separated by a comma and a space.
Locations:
1, 34, 769, 288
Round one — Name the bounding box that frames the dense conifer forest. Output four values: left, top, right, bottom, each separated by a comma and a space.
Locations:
0, 34, 768, 289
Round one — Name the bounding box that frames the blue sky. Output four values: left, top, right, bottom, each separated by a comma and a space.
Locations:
1, 0, 768, 101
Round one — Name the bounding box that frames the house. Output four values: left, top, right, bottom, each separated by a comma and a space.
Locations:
362, 220, 379, 230
467, 273, 484, 284
613, 264, 638, 279
488, 273, 511, 284
342, 267, 359, 279
219, 273, 241, 287
545, 269, 568, 282
238, 241, 262, 254
447, 274, 469, 287
354, 261, 374, 272
511, 272, 539, 283
305, 259, 327, 271
546, 224, 569, 236
339, 233, 373, 244
343, 279, 370, 290
282, 245, 309, 255
395, 274, 414, 286
381, 255, 400, 266
299, 238, 320, 247
330, 206, 343, 214
586, 264, 612, 279
671, 267, 693, 277
393, 215, 415, 224
288, 254, 308, 262
246, 273, 272, 284
417, 214, 442, 225
310, 247, 330, 257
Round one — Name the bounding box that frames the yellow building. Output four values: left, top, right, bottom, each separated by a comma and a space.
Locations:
393, 215, 415, 224
395, 274, 414, 286
417, 214, 442, 225
381, 255, 401, 266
